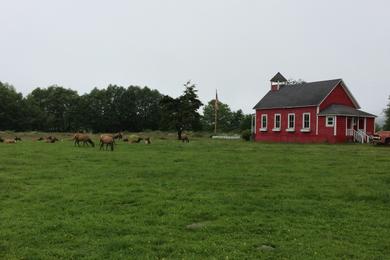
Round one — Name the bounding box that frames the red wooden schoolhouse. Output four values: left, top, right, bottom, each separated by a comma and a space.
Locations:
252, 73, 376, 143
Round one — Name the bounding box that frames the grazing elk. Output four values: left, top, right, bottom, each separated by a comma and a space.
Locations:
0, 137, 18, 144
131, 137, 143, 143
73, 133, 95, 147
100, 134, 114, 151
144, 137, 151, 144
113, 132, 123, 140
180, 133, 190, 143
46, 136, 59, 143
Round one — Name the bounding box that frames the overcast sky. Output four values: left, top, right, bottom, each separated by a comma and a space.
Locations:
1, 0, 389, 116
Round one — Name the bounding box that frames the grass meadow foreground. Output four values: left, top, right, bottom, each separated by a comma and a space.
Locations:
0, 136, 389, 259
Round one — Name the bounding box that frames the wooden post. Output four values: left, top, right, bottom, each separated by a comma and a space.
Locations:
214, 106, 217, 134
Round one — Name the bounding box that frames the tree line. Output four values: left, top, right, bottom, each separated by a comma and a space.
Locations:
0, 81, 251, 134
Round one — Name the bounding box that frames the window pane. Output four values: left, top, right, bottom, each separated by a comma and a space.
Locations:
275, 115, 280, 128
327, 116, 333, 126
304, 114, 310, 128
289, 115, 294, 128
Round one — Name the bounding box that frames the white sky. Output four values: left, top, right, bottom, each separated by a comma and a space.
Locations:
0, 0, 389, 116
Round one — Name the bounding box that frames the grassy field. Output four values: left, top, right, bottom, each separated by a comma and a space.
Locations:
0, 135, 389, 259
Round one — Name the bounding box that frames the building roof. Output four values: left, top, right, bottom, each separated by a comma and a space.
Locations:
253, 79, 343, 109
270, 72, 287, 82
318, 104, 376, 117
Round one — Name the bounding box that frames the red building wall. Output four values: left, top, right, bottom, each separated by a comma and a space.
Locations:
319, 84, 356, 110
254, 82, 375, 143
366, 118, 375, 135
255, 106, 319, 143
315, 116, 344, 143
336, 116, 347, 143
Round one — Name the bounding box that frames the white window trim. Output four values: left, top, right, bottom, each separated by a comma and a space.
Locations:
286, 113, 295, 131
326, 116, 335, 127
260, 114, 267, 131
273, 113, 281, 131
301, 112, 311, 131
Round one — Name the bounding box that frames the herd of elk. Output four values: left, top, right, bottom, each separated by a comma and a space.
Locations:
1, 131, 189, 149
0, 137, 21, 144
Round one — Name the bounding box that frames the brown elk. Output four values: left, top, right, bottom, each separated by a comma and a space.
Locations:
131, 137, 143, 143
113, 132, 123, 140
45, 137, 59, 143
73, 133, 95, 147
100, 134, 114, 151
0, 137, 18, 144
144, 137, 151, 144
181, 134, 189, 143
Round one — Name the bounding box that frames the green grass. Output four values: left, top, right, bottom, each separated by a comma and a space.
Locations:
1, 137, 390, 259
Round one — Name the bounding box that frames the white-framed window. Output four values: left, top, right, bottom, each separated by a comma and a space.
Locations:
260, 114, 267, 130
302, 113, 310, 129
326, 116, 334, 127
287, 113, 295, 130
274, 114, 281, 130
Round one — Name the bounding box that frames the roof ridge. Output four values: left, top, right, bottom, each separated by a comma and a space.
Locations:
304, 78, 342, 84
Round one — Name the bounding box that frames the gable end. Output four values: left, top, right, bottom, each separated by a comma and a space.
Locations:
318, 80, 360, 110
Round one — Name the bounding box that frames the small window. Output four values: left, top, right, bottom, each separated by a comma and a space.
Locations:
303, 113, 310, 129
288, 113, 295, 129
261, 114, 267, 129
326, 116, 334, 127
274, 114, 281, 129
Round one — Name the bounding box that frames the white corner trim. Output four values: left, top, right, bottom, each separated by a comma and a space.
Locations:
334, 116, 337, 136
364, 118, 367, 133
316, 106, 319, 135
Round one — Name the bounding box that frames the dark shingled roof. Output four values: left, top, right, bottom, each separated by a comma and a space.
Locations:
270, 72, 287, 82
253, 79, 342, 109
318, 104, 376, 117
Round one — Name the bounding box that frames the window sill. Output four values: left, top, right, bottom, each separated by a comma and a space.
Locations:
260, 128, 268, 132
272, 128, 281, 132
286, 128, 295, 132
300, 128, 311, 132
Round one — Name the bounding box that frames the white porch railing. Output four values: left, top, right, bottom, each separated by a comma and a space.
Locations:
349, 129, 370, 143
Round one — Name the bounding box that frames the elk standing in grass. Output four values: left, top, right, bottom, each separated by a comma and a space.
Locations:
73, 133, 95, 147
100, 134, 114, 151
180, 134, 189, 143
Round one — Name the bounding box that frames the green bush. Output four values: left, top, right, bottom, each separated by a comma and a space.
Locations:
241, 129, 252, 141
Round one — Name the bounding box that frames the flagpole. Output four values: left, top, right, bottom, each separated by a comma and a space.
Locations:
214, 89, 218, 134
214, 104, 217, 134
